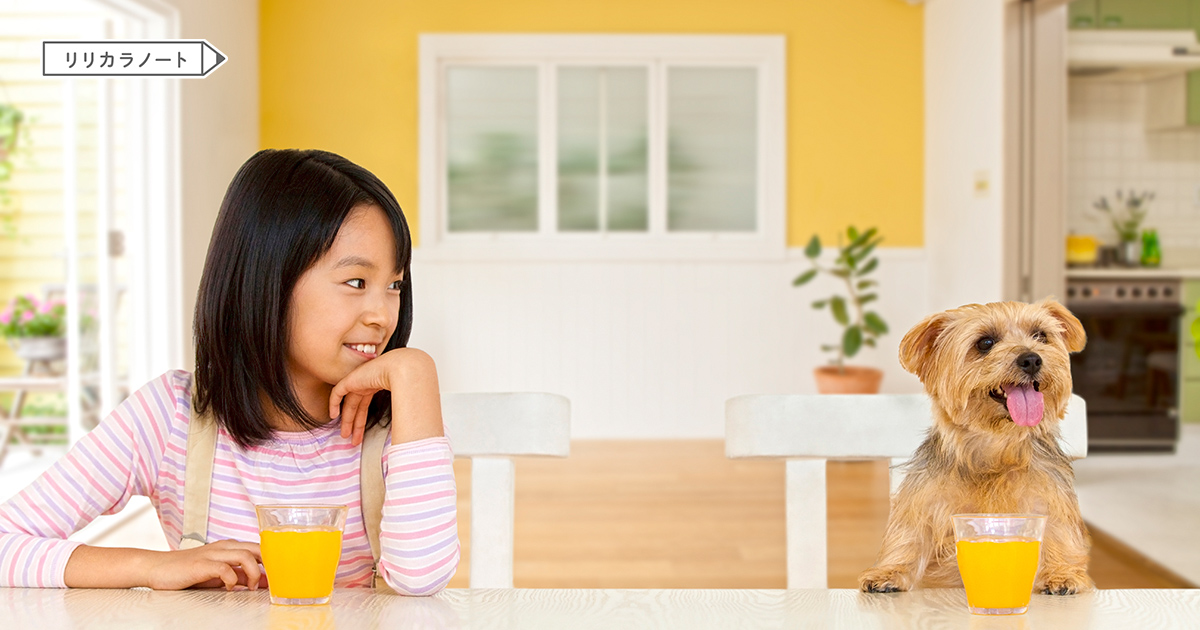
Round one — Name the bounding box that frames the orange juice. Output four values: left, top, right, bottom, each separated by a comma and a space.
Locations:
259, 528, 343, 600
956, 537, 1041, 611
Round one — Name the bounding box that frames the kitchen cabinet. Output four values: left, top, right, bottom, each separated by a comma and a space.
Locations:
1069, 0, 1192, 30
1079, 0, 1200, 129
1182, 279, 1200, 423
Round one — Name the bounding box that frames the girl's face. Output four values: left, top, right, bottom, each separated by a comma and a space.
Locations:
286, 204, 403, 401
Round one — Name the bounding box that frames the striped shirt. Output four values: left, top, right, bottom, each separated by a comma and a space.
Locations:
0, 370, 459, 594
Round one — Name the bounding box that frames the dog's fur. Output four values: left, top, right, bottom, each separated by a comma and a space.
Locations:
858, 299, 1094, 595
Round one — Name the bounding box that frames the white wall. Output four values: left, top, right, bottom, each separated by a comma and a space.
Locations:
163, 0, 259, 370
925, 0, 1007, 310
1068, 78, 1200, 250
410, 250, 927, 439
159, 3, 942, 441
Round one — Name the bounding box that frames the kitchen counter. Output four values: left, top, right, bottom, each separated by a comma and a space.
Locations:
1067, 267, 1200, 279
1067, 248, 1200, 279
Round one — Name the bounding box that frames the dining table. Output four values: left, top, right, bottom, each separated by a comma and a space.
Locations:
0, 587, 1196, 629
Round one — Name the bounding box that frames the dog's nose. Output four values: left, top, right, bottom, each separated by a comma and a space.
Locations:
1016, 351, 1042, 375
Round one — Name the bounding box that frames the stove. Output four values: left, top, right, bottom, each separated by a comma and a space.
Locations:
1066, 277, 1184, 453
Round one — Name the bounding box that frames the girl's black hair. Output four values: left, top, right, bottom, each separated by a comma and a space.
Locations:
193, 149, 413, 448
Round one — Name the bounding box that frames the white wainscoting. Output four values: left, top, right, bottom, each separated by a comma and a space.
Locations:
409, 248, 929, 439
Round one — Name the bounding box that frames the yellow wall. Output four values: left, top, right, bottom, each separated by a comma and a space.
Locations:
260, 0, 923, 248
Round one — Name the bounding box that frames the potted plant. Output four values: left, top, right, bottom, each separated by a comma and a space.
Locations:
0, 295, 68, 361
792, 226, 888, 394
1093, 189, 1152, 267
0, 102, 26, 238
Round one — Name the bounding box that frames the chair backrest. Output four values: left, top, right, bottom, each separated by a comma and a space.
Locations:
724, 393, 1087, 589
442, 392, 571, 588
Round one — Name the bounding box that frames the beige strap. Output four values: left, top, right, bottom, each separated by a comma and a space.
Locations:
360, 423, 388, 588
180, 398, 218, 550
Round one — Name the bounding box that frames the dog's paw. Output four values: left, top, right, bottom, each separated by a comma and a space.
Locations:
858, 566, 914, 593
1037, 568, 1094, 595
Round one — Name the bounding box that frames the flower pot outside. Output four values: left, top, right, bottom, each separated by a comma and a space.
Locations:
813, 365, 883, 394
11, 336, 66, 361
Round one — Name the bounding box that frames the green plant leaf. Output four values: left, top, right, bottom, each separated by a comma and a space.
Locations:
831, 296, 849, 326
856, 239, 880, 261
1190, 307, 1200, 353
857, 280, 876, 290
843, 325, 863, 358
792, 268, 818, 286
847, 226, 859, 241
812, 300, 828, 309
864, 337, 877, 348
848, 227, 877, 252
858, 293, 878, 306
804, 235, 821, 259
821, 344, 837, 352
831, 268, 851, 279
864, 311, 889, 335
857, 257, 879, 276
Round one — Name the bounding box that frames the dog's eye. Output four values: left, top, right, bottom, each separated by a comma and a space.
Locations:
975, 337, 995, 353
1032, 330, 1047, 343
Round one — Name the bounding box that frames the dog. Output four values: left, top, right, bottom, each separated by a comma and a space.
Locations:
858, 298, 1094, 595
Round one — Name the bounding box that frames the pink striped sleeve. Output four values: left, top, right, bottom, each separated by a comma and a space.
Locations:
377, 436, 459, 595
0, 371, 182, 587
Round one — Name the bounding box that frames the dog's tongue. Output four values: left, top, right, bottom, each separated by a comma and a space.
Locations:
1003, 383, 1044, 427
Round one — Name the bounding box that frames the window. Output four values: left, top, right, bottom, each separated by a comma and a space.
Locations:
419, 35, 786, 260
0, 0, 182, 444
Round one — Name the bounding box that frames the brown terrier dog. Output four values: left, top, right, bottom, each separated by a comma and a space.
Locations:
858, 299, 1093, 595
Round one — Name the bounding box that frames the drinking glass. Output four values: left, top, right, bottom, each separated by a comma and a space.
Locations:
256, 504, 348, 605
952, 514, 1046, 615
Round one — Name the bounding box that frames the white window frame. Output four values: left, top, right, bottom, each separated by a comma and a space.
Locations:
418, 34, 787, 261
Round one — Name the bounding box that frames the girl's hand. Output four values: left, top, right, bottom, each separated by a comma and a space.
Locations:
144, 540, 265, 591
329, 347, 444, 446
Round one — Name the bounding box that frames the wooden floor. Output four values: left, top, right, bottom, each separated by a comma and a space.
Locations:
446, 440, 1194, 589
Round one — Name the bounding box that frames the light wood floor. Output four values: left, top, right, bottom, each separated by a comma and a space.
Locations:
446, 440, 1194, 589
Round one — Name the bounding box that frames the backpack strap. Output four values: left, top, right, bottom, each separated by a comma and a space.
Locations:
360, 422, 389, 589
180, 395, 218, 550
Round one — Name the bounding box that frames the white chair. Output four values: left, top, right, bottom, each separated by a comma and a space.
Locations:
442, 392, 571, 588
725, 393, 1088, 589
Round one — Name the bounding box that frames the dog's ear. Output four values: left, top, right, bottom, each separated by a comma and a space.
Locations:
899, 311, 950, 381
1038, 297, 1086, 353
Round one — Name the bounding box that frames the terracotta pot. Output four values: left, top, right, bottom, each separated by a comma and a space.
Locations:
813, 365, 883, 394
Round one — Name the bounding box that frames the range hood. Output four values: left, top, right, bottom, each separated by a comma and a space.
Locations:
1068, 30, 1200, 80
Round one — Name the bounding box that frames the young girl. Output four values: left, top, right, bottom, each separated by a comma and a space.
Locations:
0, 149, 459, 594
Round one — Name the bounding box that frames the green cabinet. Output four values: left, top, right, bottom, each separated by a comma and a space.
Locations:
1069, 0, 1193, 29
1189, 73, 1200, 126
1070, 0, 1100, 28
1182, 279, 1200, 423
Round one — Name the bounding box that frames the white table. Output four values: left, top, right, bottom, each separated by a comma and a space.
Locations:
0, 588, 1196, 629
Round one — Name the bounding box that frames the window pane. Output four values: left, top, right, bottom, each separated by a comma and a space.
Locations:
667, 67, 757, 232
557, 68, 600, 231
557, 67, 648, 232
605, 68, 649, 231
446, 67, 538, 232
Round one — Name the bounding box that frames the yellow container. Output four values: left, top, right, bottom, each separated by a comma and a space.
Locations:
1066, 235, 1098, 265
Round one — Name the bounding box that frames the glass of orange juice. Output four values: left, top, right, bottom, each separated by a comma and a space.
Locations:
256, 504, 348, 605
952, 514, 1046, 615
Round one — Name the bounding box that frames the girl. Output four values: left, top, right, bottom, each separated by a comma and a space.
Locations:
0, 149, 459, 594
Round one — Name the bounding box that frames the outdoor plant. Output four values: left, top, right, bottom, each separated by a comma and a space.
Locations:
0, 295, 67, 338
0, 102, 27, 238
1093, 189, 1153, 242
792, 226, 888, 371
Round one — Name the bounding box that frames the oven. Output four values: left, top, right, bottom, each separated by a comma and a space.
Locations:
1066, 278, 1183, 453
